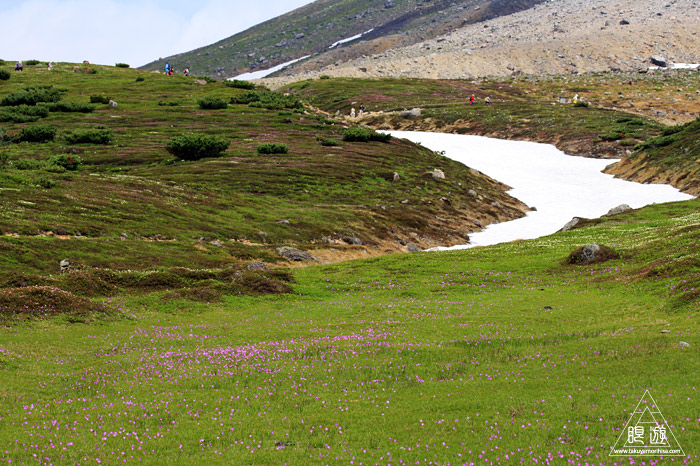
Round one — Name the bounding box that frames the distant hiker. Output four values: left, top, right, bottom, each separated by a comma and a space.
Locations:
350, 107, 356, 118
165, 62, 171, 75
470, 94, 476, 105
47, 62, 53, 71
573, 94, 579, 104
359, 103, 365, 116
184, 67, 189, 76
15, 61, 23, 71
485, 96, 491, 104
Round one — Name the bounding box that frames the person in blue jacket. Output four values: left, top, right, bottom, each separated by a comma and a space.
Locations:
165, 63, 171, 75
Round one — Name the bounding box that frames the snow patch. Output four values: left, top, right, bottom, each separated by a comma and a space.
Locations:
230, 55, 310, 81
386, 131, 694, 250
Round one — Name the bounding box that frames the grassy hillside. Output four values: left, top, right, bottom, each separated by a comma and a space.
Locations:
0, 195, 699, 463
283, 71, 700, 189
141, 0, 545, 79
0, 62, 527, 293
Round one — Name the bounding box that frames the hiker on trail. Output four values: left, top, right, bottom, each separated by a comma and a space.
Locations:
165, 62, 170, 75
350, 107, 356, 118
47, 62, 53, 70
15, 61, 23, 71
470, 94, 476, 105
485, 96, 491, 104
359, 103, 365, 116
184, 67, 189, 76
573, 94, 579, 104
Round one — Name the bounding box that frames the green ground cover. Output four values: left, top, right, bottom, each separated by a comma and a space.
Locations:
0, 198, 699, 465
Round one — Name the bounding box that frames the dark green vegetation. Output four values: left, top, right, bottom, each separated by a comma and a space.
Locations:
0, 62, 522, 301
0, 197, 699, 463
256, 142, 289, 154
141, 0, 545, 79
613, 117, 700, 194
283, 76, 666, 158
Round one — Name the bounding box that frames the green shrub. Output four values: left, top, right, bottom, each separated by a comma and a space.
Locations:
342, 127, 392, 143
165, 133, 230, 161
319, 75, 331, 80
49, 154, 82, 170
89, 95, 111, 104
64, 128, 112, 145
0, 86, 63, 106
0, 127, 9, 144
231, 91, 303, 110
0, 105, 49, 123
24, 60, 41, 66
115, 63, 130, 68
158, 101, 179, 106
135, 76, 145, 82
14, 125, 56, 143
13, 158, 44, 170
194, 76, 219, 84
225, 80, 256, 90
635, 134, 677, 151
661, 125, 683, 136
0, 70, 10, 81
46, 102, 95, 113
257, 143, 289, 154
317, 137, 338, 147
197, 97, 228, 110
0, 152, 8, 169
599, 130, 623, 141
573, 101, 590, 108
36, 176, 57, 189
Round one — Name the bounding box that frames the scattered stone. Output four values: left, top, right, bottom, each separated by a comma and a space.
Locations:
400, 199, 409, 204
108, 100, 118, 108
680, 341, 690, 348
660, 329, 672, 334
194, 79, 207, 85
650, 55, 668, 67
566, 243, 620, 264
559, 217, 582, 232
530, 206, 538, 211
393, 172, 401, 181
276, 220, 291, 225
619, 19, 630, 25
59, 259, 71, 272
407, 243, 421, 252
247, 261, 268, 271
401, 108, 422, 118
428, 169, 445, 180
342, 236, 363, 245
277, 246, 319, 262
473, 220, 483, 228
209, 240, 223, 248
491, 201, 502, 209
606, 204, 632, 216
120, 232, 129, 240
468, 189, 478, 197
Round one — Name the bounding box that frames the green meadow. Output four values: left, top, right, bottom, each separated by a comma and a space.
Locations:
0, 62, 698, 465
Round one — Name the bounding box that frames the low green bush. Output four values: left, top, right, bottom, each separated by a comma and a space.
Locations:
89, 95, 111, 104
635, 134, 677, 151
197, 97, 228, 109
14, 125, 56, 143
225, 80, 256, 90
158, 101, 179, 106
49, 154, 82, 170
0, 152, 8, 168
0, 105, 49, 123
46, 102, 95, 113
231, 91, 303, 110
0, 86, 63, 106
599, 130, 623, 141
0, 70, 10, 81
319, 75, 331, 80
36, 176, 57, 189
115, 63, 130, 68
24, 60, 41, 66
13, 158, 45, 170
135, 76, 145, 82
573, 101, 590, 108
64, 128, 112, 145
317, 137, 339, 147
257, 143, 289, 154
342, 127, 392, 143
166, 133, 230, 161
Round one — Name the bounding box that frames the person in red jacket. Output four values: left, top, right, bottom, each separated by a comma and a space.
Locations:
470, 94, 476, 105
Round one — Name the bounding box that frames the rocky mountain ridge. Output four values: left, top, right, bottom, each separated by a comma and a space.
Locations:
262, 0, 700, 87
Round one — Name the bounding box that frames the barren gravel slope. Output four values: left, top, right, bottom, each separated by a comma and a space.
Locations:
263, 0, 700, 87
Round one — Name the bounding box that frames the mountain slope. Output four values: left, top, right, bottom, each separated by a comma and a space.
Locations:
140, 0, 546, 78
262, 0, 700, 87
